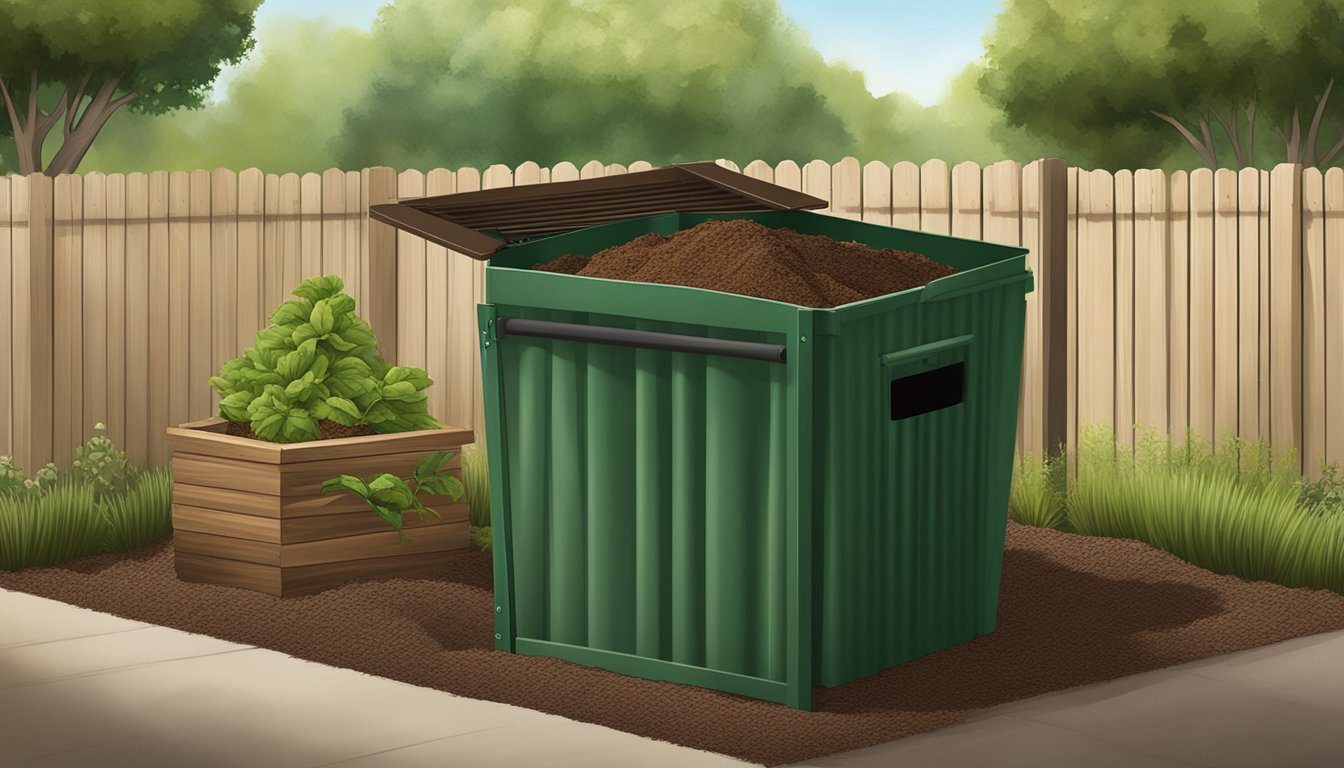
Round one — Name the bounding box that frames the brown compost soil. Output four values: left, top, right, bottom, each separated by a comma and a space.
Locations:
532, 218, 958, 307
5, 522, 1344, 766
223, 419, 377, 441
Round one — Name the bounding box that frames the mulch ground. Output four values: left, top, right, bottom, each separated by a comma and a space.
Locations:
3, 521, 1344, 766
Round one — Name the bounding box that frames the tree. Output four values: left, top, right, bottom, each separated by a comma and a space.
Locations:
978, 0, 1344, 169
329, 0, 914, 170
0, 0, 261, 176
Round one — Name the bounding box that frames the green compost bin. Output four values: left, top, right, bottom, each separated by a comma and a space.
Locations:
474, 209, 1033, 710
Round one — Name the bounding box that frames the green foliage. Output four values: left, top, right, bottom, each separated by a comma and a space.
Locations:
69, 422, 131, 501
461, 444, 492, 529
0, 427, 174, 570
102, 468, 174, 552
210, 274, 441, 443
1298, 461, 1344, 517
1010, 423, 1344, 595
321, 450, 465, 539
979, 0, 1344, 169
1008, 444, 1069, 531
471, 526, 492, 553
79, 0, 1035, 174
0, 0, 262, 172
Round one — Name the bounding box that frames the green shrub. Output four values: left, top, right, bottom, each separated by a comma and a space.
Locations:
0, 478, 107, 570
1009, 444, 1069, 531
209, 274, 441, 443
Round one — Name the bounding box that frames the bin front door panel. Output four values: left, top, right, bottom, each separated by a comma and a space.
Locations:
492, 306, 795, 702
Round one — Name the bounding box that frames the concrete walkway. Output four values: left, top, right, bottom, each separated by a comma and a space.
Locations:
3, 587, 1344, 767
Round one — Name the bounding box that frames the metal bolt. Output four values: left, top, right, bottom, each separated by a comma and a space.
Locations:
801, 336, 807, 342
484, 341, 491, 348
494, 633, 502, 640
495, 606, 502, 613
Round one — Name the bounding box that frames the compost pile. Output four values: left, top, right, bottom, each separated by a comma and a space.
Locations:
532, 218, 957, 307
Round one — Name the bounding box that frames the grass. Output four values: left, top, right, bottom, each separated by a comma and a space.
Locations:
461, 442, 492, 551
0, 468, 173, 571
1010, 423, 1344, 595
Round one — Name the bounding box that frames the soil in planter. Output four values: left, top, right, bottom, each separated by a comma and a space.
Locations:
223, 419, 378, 441
532, 218, 958, 308
6, 522, 1344, 766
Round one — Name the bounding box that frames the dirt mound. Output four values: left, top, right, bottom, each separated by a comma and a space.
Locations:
533, 218, 957, 307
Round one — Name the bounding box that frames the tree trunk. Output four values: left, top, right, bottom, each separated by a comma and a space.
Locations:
1152, 110, 1218, 168
0, 72, 69, 175
44, 76, 137, 176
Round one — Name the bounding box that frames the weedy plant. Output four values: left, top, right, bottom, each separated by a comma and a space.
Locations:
1010, 422, 1344, 595
461, 443, 492, 551
321, 450, 465, 541
209, 275, 441, 443
0, 425, 173, 571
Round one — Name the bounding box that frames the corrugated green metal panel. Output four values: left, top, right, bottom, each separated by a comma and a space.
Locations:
497, 305, 793, 683
812, 278, 1027, 686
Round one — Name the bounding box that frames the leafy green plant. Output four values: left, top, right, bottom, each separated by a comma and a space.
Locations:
321, 450, 465, 539
1298, 460, 1344, 517
70, 422, 131, 500
0, 456, 61, 498
209, 275, 442, 443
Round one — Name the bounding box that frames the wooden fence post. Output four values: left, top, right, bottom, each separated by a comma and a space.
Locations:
1038, 158, 1070, 460
1268, 163, 1303, 473
11, 173, 54, 473
363, 166, 399, 364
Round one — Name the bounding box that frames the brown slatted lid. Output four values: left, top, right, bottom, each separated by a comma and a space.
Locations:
368, 161, 827, 259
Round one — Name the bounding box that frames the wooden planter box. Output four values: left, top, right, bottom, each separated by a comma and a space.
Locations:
165, 418, 476, 597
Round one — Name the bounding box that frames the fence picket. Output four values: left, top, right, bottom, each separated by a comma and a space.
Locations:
1237, 168, 1262, 447
125, 173, 149, 465
1325, 168, 1344, 476
1213, 168, 1238, 447
1167, 171, 1190, 449
1303, 168, 1326, 480
1133, 169, 1169, 443
425, 168, 456, 429
106, 174, 127, 452
1188, 168, 1215, 445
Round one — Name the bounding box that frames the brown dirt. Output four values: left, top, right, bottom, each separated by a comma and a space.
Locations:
224, 419, 377, 441
532, 218, 957, 307
4, 523, 1344, 765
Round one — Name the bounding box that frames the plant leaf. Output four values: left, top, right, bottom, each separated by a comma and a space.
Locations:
269, 298, 315, 327
417, 475, 465, 500
321, 475, 369, 498
324, 396, 362, 425
310, 300, 336, 336
293, 275, 344, 302
414, 451, 453, 480
219, 391, 255, 423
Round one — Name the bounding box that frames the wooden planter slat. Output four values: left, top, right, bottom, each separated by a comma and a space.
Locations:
175, 549, 464, 597
167, 417, 474, 464
174, 521, 469, 568
167, 418, 474, 596
171, 451, 463, 497
173, 504, 282, 543
282, 501, 469, 543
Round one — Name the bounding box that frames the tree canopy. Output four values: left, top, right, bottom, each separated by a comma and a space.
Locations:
82, 0, 1032, 174
0, 0, 262, 175
978, 0, 1344, 170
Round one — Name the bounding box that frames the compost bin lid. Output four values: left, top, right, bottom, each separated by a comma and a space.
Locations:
367, 161, 828, 260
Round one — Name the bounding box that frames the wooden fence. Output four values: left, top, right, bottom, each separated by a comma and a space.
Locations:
0, 158, 1340, 481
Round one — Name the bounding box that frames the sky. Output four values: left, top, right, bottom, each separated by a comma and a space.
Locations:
217, 0, 1005, 107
